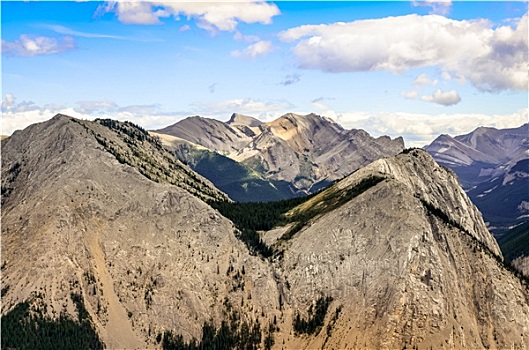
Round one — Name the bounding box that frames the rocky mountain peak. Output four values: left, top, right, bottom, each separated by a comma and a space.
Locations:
355, 149, 501, 255
271, 148, 527, 349
227, 113, 262, 127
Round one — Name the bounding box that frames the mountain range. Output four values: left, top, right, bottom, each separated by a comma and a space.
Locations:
2, 114, 528, 349
425, 123, 529, 234
154, 113, 404, 201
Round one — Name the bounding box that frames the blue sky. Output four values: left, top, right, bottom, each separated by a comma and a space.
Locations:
2, 1, 528, 146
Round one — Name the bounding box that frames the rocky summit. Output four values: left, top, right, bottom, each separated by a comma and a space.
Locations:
2, 115, 528, 349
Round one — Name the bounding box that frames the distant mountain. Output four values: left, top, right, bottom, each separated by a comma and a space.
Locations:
151, 132, 300, 202
155, 113, 404, 198
3, 118, 528, 349
466, 157, 529, 233
425, 124, 529, 233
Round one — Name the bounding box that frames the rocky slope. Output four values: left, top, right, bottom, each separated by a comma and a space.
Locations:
1, 115, 279, 348
267, 149, 529, 349
155, 112, 404, 195
2, 116, 528, 349
425, 124, 529, 233
155, 115, 253, 156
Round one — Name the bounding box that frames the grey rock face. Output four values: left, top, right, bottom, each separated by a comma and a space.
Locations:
1, 115, 279, 348
271, 150, 528, 349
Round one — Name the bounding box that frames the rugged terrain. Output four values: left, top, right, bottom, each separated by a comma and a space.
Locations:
268, 149, 528, 349
1, 115, 280, 348
425, 124, 529, 233
2, 115, 528, 349
155, 113, 404, 197
152, 132, 297, 202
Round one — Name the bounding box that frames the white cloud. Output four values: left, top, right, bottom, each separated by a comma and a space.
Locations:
1, 94, 65, 135
1, 93, 16, 111
333, 108, 528, 147
412, 0, 452, 15
1, 94, 43, 113
413, 73, 437, 86
421, 88, 461, 106
193, 97, 294, 116
97, 1, 168, 25
279, 13, 528, 92
231, 40, 272, 59
74, 100, 119, 114
1, 94, 292, 136
2, 35, 75, 56
401, 90, 419, 99
97, 1, 280, 32
2, 94, 526, 151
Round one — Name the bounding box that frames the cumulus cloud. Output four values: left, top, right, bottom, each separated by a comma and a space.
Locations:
331, 108, 528, 147
2, 35, 75, 56
97, 1, 280, 32
413, 73, 437, 86
1, 94, 294, 136
1, 94, 43, 113
1, 93, 16, 111
421, 89, 461, 106
280, 73, 301, 86
1, 94, 66, 135
231, 40, 272, 59
280, 13, 528, 92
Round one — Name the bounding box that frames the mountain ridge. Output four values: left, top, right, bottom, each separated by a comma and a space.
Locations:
155, 112, 404, 196
425, 123, 529, 234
